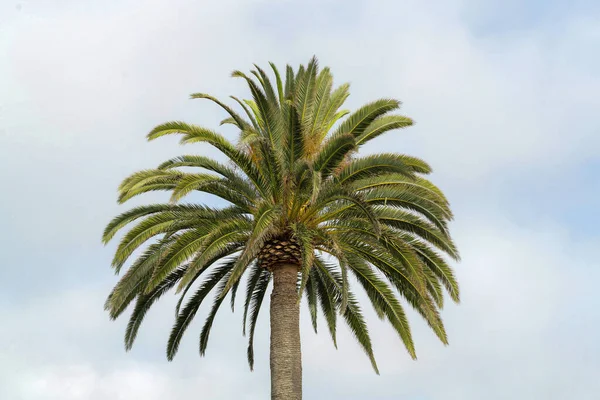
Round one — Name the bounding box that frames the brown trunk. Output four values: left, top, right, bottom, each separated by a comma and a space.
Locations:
270, 263, 302, 400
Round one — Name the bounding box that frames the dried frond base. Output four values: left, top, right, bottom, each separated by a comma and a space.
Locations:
258, 236, 302, 271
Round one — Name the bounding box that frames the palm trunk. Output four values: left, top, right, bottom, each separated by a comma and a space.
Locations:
270, 263, 302, 400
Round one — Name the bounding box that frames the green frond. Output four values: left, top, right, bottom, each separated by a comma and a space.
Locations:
199, 271, 232, 356
147, 121, 268, 198
175, 219, 251, 293
347, 255, 416, 358
307, 67, 333, 142
344, 257, 385, 320
356, 115, 413, 146
125, 265, 187, 350
358, 187, 450, 234
232, 71, 285, 151
340, 258, 349, 314
118, 169, 177, 194
247, 269, 271, 370
220, 117, 237, 126
336, 153, 431, 184
253, 64, 279, 107
352, 174, 452, 214
118, 183, 177, 204
191, 180, 255, 210
121, 210, 242, 291
315, 261, 379, 374
324, 110, 350, 133
230, 96, 261, 130
412, 241, 460, 302
423, 265, 445, 308
230, 277, 241, 312
391, 277, 448, 345
118, 169, 183, 203
311, 189, 381, 238
103, 204, 172, 244
375, 208, 459, 260
111, 213, 189, 271
169, 173, 221, 202
295, 64, 306, 86
220, 204, 281, 297
142, 227, 215, 292
269, 62, 285, 104
284, 96, 304, 174
284, 65, 295, 100
333, 98, 400, 139
242, 263, 263, 336
308, 169, 322, 205
106, 235, 177, 318
293, 223, 316, 302
157, 154, 241, 180
175, 242, 245, 316
166, 260, 235, 360
189, 93, 251, 130
316, 83, 350, 141
305, 269, 319, 333
314, 233, 350, 314
258, 140, 284, 202
344, 234, 449, 344
313, 262, 337, 347
336, 231, 428, 300
242, 99, 264, 128
157, 155, 259, 201
312, 133, 356, 176
294, 56, 318, 130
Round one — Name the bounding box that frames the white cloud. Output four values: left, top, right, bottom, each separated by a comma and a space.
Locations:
14, 362, 270, 400
19, 364, 170, 400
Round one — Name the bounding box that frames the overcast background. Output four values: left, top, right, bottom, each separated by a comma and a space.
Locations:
1, 0, 599, 399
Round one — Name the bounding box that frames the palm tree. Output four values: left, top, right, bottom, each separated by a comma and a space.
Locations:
103, 57, 460, 400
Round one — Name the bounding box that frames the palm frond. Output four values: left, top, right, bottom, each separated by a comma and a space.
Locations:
199, 271, 233, 356
312, 133, 356, 176
356, 115, 413, 146
247, 269, 271, 370
316, 83, 350, 143
190, 93, 251, 130
166, 260, 235, 360
315, 260, 380, 374
305, 268, 319, 333
125, 265, 188, 350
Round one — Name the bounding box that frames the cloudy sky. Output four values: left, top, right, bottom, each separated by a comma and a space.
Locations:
1, 0, 599, 398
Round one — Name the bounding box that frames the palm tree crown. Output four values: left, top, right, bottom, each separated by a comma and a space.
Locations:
103, 57, 460, 373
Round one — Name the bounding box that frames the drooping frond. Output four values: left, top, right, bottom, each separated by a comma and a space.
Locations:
314, 259, 380, 373
346, 255, 416, 358
124, 265, 188, 350
305, 268, 319, 333
166, 259, 236, 360
246, 268, 271, 370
